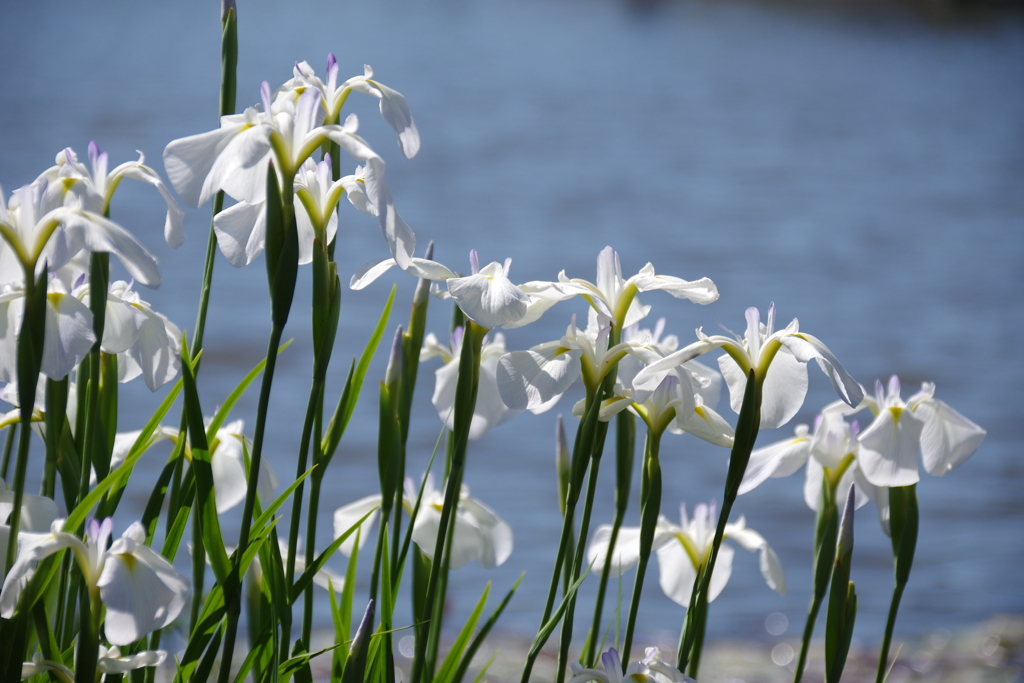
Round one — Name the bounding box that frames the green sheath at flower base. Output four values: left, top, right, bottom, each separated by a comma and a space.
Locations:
825, 486, 858, 683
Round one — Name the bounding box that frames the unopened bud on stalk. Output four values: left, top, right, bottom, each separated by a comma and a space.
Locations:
221, 0, 236, 22
837, 484, 856, 560
385, 325, 404, 390
413, 241, 435, 306
556, 415, 570, 515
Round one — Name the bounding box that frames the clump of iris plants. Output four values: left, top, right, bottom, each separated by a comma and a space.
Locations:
0, 3, 985, 683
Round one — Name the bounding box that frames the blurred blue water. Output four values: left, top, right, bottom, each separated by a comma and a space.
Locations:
2, 0, 1022, 653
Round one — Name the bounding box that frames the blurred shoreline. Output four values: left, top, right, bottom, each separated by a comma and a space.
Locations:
316, 614, 1023, 682
628, 0, 1024, 25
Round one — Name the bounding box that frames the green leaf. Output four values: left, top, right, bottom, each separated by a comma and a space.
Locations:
523, 567, 591, 674
339, 527, 362, 647
435, 583, 491, 683
278, 640, 350, 679
451, 573, 523, 683
321, 285, 396, 462
65, 377, 183, 533
179, 333, 230, 583
291, 508, 376, 602
251, 466, 315, 539
142, 454, 181, 545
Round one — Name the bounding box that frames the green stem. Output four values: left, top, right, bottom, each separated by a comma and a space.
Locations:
678, 370, 760, 672
555, 437, 604, 682
875, 582, 906, 683
586, 410, 635, 666
686, 582, 709, 679
300, 394, 325, 646
411, 322, 483, 683
285, 376, 324, 597
217, 322, 284, 683
793, 495, 839, 683
622, 430, 662, 664
0, 422, 15, 482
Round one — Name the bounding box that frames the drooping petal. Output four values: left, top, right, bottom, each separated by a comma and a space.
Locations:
655, 538, 698, 606
587, 524, 643, 578
630, 264, 719, 305
780, 333, 864, 409
209, 435, 249, 514
122, 304, 181, 392
100, 290, 147, 354
496, 343, 582, 411
42, 291, 95, 380
97, 648, 167, 674
915, 399, 986, 476
334, 495, 382, 556
213, 200, 267, 268
369, 78, 420, 159
204, 125, 272, 205
673, 399, 734, 447
739, 425, 811, 495
163, 125, 242, 208
57, 209, 161, 287
857, 407, 924, 487
97, 541, 190, 645
631, 339, 721, 404
706, 543, 734, 603
458, 497, 514, 568
446, 264, 530, 330
758, 545, 786, 595
114, 164, 186, 248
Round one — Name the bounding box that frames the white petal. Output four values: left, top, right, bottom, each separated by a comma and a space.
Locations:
739, 427, 810, 495
123, 304, 181, 391
587, 524, 642, 578
466, 355, 523, 439
706, 544, 734, 603
213, 200, 267, 268
57, 209, 161, 288
210, 435, 248, 514
205, 127, 272, 205
163, 126, 238, 207
42, 292, 95, 380
115, 165, 186, 248
97, 545, 189, 645
459, 497, 513, 568
631, 269, 719, 305
446, 272, 530, 330
676, 403, 735, 448
350, 258, 397, 290
915, 399, 986, 476
333, 495, 381, 556
857, 408, 924, 487
371, 80, 420, 159
431, 360, 460, 433
100, 292, 147, 354
756, 349, 809, 429
655, 538, 698, 606
759, 544, 786, 595
496, 343, 582, 411
780, 333, 864, 409
632, 340, 720, 404
853, 466, 891, 536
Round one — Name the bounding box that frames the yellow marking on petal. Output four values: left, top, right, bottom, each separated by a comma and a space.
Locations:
118, 553, 138, 573
890, 406, 903, 422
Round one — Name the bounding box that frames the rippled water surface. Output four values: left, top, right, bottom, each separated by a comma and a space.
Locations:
2, 0, 1023, 649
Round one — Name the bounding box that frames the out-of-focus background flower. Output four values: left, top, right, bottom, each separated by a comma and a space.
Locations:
2, 0, 1021, 655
